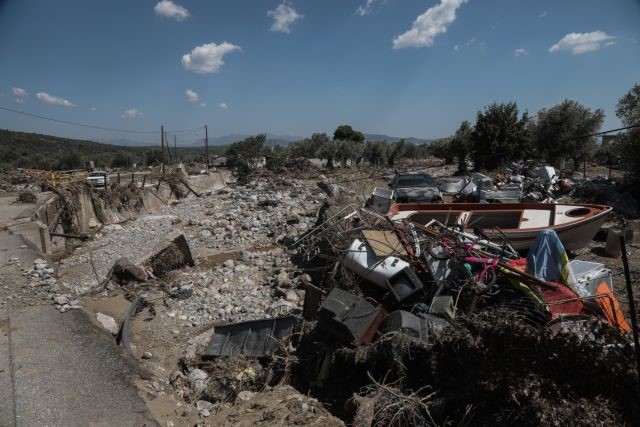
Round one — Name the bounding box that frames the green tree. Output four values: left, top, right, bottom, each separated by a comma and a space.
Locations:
449, 121, 474, 174
387, 139, 407, 166
471, 102, 531, 170
615, 83, 640, 178
58, 153, 83, 170
333, 125, 364, 143
363, 140, 390, 167
287, 132, 329, 159
536, 99, 605, 167
225, 134, 266, 178
110, 152, 130, 168
429, 137, 455, 164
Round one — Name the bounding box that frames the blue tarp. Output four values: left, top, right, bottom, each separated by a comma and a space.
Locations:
525, 229, 576, 286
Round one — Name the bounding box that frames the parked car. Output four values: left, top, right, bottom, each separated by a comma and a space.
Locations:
86, 171, 110, 187
390, 171, 442, 203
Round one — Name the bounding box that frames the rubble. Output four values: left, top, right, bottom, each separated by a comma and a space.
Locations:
31, 168, 639, 425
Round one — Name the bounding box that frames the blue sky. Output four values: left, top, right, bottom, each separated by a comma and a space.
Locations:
0, 0, 639, 144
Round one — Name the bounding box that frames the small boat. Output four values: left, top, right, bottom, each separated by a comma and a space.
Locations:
388, 202, 612, 251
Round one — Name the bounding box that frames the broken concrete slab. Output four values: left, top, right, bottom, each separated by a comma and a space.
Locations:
134, 230, 194, 277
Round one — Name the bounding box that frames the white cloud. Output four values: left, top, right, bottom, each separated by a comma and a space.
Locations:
154, 0, 189, 21
267, 3, 303, 33
36, 92, 76, 107
181, 42, 241, 74
393, 0, 468, 49
539, 11, 547, 18
549, 31, 615, 54
185, 89, 199, 103
356, 0, 376, 16
121, 108, 144, 119
12, 87, 28, 103
90, 107, 97, 111
514, 48, 527, 56
219, 102, 228, 109
200, 103, 206, 108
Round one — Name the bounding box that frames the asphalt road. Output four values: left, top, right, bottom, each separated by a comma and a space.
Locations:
0, 306, 157, 426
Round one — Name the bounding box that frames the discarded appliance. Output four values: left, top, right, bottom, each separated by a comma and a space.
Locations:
201, 316, 298, 359
389, 203, 612, 251
342, 238, 411, 289
379, 310, 448, 340
364, 187, 394, 214
317, 288, 385, 345
384, 266, 424, 302
570, 260, 612, 298
535, 166, 557, 184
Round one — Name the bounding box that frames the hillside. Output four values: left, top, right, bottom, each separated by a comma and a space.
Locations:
0, 129, 210, 171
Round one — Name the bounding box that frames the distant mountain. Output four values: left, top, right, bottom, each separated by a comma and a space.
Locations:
93, 138, 154, 147
363, 133, 433, 145
188, 133, 303, 147
96, 133, 433, 147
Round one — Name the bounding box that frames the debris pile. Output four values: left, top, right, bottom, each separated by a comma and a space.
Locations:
436, 163, 639, 215
182, 198, 638, 424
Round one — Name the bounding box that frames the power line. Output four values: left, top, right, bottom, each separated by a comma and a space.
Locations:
0, 105, 208, 136
0, 105, 160, 134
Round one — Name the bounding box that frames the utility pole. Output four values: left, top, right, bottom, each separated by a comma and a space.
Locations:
161, 125, 165, 176
205, 125, 209, 170
174, 135, 178, 165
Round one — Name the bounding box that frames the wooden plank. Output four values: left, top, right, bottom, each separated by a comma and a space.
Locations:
361, 229, 407, 257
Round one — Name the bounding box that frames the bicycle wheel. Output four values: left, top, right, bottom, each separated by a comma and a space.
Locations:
427, 234, 457, 260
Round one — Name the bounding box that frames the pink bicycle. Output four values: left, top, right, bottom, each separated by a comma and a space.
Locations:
427, 233, 499, 286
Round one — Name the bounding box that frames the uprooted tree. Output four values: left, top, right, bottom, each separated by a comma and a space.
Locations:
535, 99, 605, 168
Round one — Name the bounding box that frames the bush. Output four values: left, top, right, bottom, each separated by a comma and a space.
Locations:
17, 191, 37, 203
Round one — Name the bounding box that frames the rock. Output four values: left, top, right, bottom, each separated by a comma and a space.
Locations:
53, 295, 69, 305
170, 370, 186, 386
188, 369, 208, 393
96, 313, 119, 335
198, 409, 210, 418
185, 329, 215, 360
111, 258, 149, 283
276, 271, 292, 288
236, 391, 256, 402
142, 351, 153, 359
223, 259, 235, 269
317, 181, 341, 198
285, 290, 299, 304
300, 273, 312, 284
286, 212, 300, 225
196, 400, 213, 411
152, 381, 161, 392
198, 230, 212, 239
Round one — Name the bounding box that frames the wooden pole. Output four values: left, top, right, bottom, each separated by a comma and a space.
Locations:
161, 125, 165, 176
620, 236, 640, 394
174, 135, 178, 165
205, 125, 209, 170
